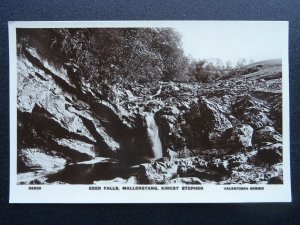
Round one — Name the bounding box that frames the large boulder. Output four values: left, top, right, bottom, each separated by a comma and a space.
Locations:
233, 95, 273, 129
18, 148, 66, 172
267, 163, 283, 184
252, 126, 282, 145
138, 159, 178, 184
155, 106, 186, 152
177, 158, 231, 181
183, 97, 232, 149
17, 47, 126, 167
225, 124, 254, 149
138, 156, 231, 184
250, 90, 282, 133
219, 149, 282, 184
256, 143, 283, 164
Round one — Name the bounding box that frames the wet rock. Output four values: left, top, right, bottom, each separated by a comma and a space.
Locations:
167, 147, 194, 159
178, 147, 195, 158
166, 149, 179, 159
155, 106, 186, 152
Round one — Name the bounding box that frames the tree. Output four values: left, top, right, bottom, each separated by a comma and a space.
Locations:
150, 28, 188, 82
236, 58, 247, 69
225, 60, 233, 70
190, 60, 214, 83
17, 27, 191, 86
215, 58, 225, 70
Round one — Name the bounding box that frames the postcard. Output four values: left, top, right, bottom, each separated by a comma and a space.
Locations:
9, 21, 291, 203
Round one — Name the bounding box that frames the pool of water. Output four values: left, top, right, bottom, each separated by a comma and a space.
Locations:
46, 162, 139, 184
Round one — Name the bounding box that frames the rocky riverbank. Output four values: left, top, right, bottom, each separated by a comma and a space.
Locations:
17, 46, 283, 185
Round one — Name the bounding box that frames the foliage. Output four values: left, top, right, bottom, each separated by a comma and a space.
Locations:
17, 28, 190, 87
18, 28, 249, 86
188, 59, 217, 83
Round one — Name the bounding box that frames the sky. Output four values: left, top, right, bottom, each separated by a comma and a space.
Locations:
173, 21, 288, 66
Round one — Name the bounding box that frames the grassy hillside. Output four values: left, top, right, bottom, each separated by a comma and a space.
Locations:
223, 59, 282, 81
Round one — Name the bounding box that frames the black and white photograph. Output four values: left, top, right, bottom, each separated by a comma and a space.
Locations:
9, 21, 290, 203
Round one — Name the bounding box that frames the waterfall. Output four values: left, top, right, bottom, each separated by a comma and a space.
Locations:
145, 113, 163, 159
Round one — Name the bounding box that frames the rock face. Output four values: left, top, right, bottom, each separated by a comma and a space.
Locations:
226, 124, 254, 149
138, 160, 178, 184
18, 148, 66, 172
17, 48, 124, 163
137, 148, 283, 185
17, 46, 283, 185
233, 95, 273, 129
135, 77, 283, 184
182, 97, 233, 150
253, 126, 282, 145
180, 97, 256, 152
155, 106, 186, 154
256, 143, 283, 164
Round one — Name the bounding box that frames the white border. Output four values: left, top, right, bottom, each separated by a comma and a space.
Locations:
9, 21, 291, 203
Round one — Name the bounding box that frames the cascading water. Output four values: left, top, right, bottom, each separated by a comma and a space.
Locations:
145, 113, 163, 159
